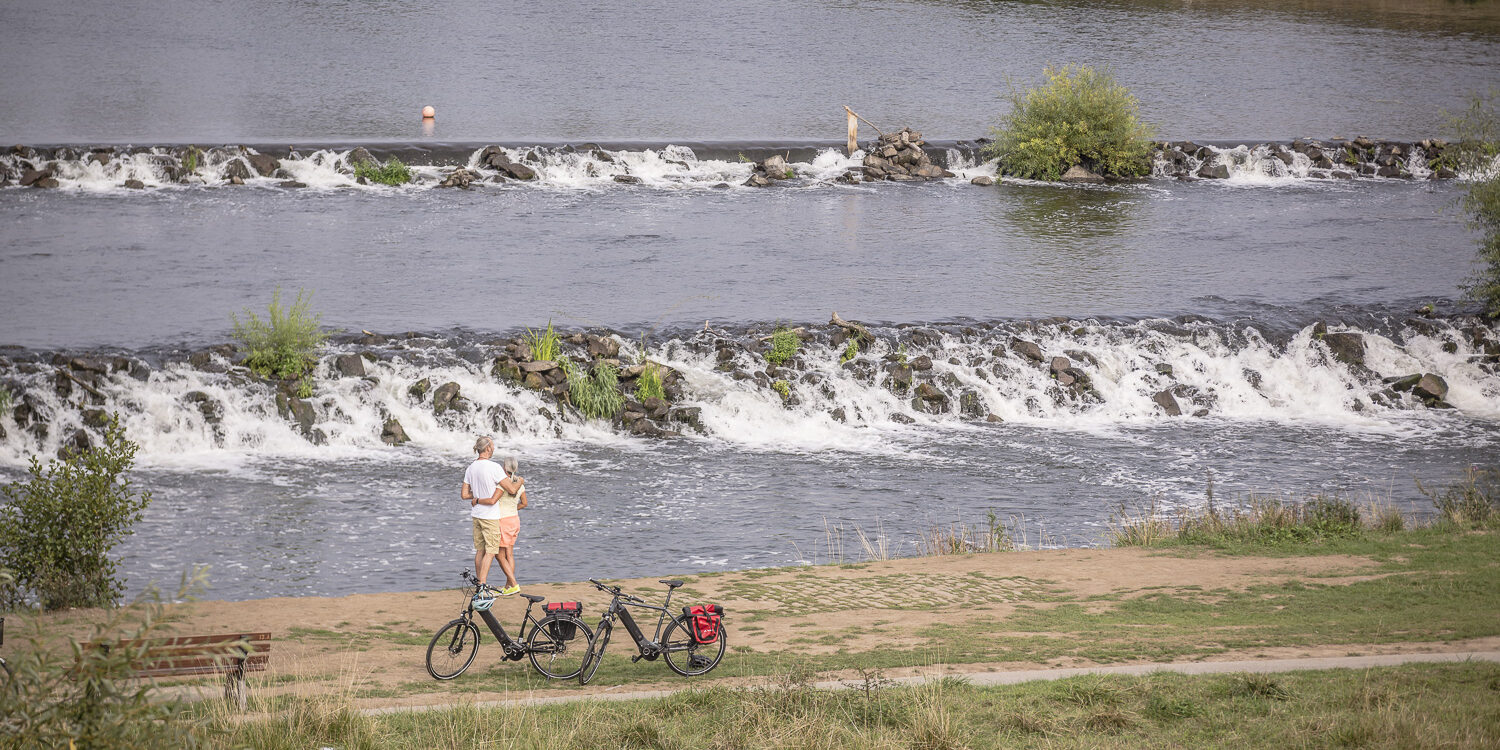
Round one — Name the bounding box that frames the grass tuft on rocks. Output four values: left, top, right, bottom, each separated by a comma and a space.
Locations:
982, 64, 1156, 181
354, 157, 413, 186
635, 362, 666, 401
1420, 465, 1499, 527
231, 287, 326, 381
524, 321, 560, 362
564, 359, 624, 420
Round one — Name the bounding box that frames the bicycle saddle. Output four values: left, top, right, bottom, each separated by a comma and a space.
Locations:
659, 579, 684, 589
521, 593, 545, 603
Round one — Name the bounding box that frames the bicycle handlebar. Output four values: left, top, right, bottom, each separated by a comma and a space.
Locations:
589, 578, 645, 604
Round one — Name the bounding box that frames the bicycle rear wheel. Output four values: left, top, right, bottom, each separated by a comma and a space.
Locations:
662, 615, 726, 677
578, 621, 611, 685
426, 619, 480, 680
527, 615, 595, 679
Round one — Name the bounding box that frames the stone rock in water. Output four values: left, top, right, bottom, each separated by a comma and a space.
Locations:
124, 179, 146, 189
1321, 332, 1365, 368
761, 154, 789, 179
1049, 356, 1072, 375
1011, 339, 1044, 363
1153, 390, 1182, 416
334, 354, 366, 378
381, 418, 410, 445
1196, 163, 1230, 179
970, 175, 995, 186
246, 152, 280, 177
1061, 165, 1104, 183
613, 174, 640, 184
432, 381, 461, 415
1412, 374, 1448, 403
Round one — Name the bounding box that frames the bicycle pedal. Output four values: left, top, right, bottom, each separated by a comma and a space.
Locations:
630, 654, 642, 663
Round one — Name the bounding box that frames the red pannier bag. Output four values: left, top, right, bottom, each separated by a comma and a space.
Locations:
543, 601, 582, 640
682, 604, 724, 644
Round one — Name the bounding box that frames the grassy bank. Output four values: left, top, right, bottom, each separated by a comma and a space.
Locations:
201, 662, 1500, 749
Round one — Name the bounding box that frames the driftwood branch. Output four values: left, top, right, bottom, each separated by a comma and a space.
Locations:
829, 311, 874, 345
62, 370, 107, 401
843, 106, 885, 137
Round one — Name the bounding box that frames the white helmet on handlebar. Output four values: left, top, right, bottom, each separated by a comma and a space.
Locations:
472, 588, 497, 611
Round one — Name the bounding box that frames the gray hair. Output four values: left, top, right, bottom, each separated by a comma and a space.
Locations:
473, 435, 494, 454
502, 456, 518, 475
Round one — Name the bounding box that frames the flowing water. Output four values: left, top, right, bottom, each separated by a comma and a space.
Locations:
1, 0, 1498, 601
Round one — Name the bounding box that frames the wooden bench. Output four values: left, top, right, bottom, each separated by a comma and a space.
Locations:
94, 631, 271, 710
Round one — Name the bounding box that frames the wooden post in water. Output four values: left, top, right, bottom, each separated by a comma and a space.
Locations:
845, 106, 858, 155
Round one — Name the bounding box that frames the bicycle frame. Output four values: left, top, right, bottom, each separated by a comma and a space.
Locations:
600, 586, 679, 658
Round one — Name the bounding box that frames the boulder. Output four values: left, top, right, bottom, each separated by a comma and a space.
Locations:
1049, 357, 1072, 376
223, 159, 251, 182
491, 359, 522, 382
409, 377, 432, 400
1060, 165, 1105, 183
911, 164, 947, 179
124, 179, 146, 189
432, 381, 461, 415
1321, 332, 1365, 368
886, 363, 913, 393
278, 180, 307, 188
668, 406, 705, 434
519, 360, 556, 372
439, 168, 480, 189
588, 336, 620, 359
381, 418, 410, 445
1155, 363, 1174, 377
498, 162, 537, 180
911, 383, 948, 414
970, 175, 995, 186
183, 391, 223, 423
333, 354, 366, 378
909, 355, 933, 372
643, 397, 670, 420
1153, 390, 1182, 416
82, 408, 111, 429
1197, 163, 1230, 179
1412, 374, 1448, 403
345, 147, 376, 169
613, 174, 641, 184
743, 174, 771, 188
958, 390, 986, 418
276, 394, 317, 437
1383, 373, 1421, 393
1011, 339, 1045, 363
20, 168, 52, 187
761, 154, 792, 180
246, 153, 281, 177
523, 372, 547, 390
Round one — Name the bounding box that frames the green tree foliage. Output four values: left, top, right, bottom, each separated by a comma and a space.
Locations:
1451, 91, 1500, 318
0, 568, 210, 748
231, 287, 327, 380
0, 418, 152, 610
983, 65, 1156, 181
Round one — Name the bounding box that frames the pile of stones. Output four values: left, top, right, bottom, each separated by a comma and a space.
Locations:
857, 128, 954, 182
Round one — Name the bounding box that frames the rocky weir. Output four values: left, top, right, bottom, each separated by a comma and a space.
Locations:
1, 314, 1496, 462
0, 136, 1476, 192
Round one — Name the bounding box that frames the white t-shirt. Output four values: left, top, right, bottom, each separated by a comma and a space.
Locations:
465, 458, 512, 520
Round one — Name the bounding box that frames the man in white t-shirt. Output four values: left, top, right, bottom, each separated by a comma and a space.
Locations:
461, 435, 527, 595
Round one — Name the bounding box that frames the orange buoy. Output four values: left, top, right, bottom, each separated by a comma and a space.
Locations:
422, 105, 436, 119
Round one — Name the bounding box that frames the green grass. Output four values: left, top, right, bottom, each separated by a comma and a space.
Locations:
230, 287, 326, 381
765, 326, 800, 365
196, 663, 1500, 748
354, 156, 413, 186
564, 358, 624, 420
524, 321, 560, 362
982, 64, 1156, 181
840, 337, 859, 364
635, 362, 666, 401
771, 379, 791, 400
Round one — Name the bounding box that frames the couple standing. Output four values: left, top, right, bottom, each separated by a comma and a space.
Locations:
462, 435, 527, 596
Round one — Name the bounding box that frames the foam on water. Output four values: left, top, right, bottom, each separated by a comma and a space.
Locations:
2, 317, 1495, 472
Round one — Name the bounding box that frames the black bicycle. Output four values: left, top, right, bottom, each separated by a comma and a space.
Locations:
1, 617, 10, 684
425, 571, 595, 680
577, 578, 726, 685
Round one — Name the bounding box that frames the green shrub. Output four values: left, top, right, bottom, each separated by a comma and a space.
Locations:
182, 145, 200, 174
231, 287, 326, 381
1421, 466, 1498, 527
355, 156, 413, 186
0, 568, 209, 747
635, 363, 666, 401
524, 321, 560, 362
771, 379, 791, 400
982, 64, 1156, 181
0, 417, 152, 610
766, 326, 800, 365
840, 338, 859, 364
1450, 90, 1500, 317
564, 359, 624, 420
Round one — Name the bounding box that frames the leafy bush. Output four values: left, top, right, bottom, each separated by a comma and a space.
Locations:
840, 338, 859, 364
1421, 466, 1498, 527
771, 379, 791, 400
1450, 91, 1500, 317
982, 64, 1156, 181
635, 363, 666, 401
231, 287, 326, 381
0, 569, 209, 747
355, 156, 413, 186
765, 326, 800, 365
564, 359, 624, 420
0, 417, 152, 610
525, 321, 560, 362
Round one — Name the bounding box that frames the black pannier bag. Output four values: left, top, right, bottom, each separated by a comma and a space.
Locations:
682, 604, 724, 644
543, 601, 582, 640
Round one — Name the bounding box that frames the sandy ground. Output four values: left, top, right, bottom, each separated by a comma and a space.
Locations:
10, 546, 1491, 711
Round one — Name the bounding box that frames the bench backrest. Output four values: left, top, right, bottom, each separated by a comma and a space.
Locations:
96, 632, 271, 679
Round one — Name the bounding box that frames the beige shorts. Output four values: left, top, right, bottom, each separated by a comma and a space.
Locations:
472, 516, 519, 554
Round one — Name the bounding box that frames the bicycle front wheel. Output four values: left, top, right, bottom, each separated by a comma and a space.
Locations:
578, 622, 611, 685
662, 615, 726, 677
527, 615, 595, 680
426, 618, 480, 680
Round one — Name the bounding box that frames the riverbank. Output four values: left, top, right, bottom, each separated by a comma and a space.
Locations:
11, 525, 1496, 712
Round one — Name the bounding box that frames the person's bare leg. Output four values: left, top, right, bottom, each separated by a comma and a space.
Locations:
497, 547, 517, 589
475, 550, 496, 587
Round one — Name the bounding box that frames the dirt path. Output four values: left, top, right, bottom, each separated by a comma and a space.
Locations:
13, 544, 1491, 711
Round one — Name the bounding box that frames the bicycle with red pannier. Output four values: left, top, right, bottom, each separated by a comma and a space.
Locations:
577, 578, 725, 685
